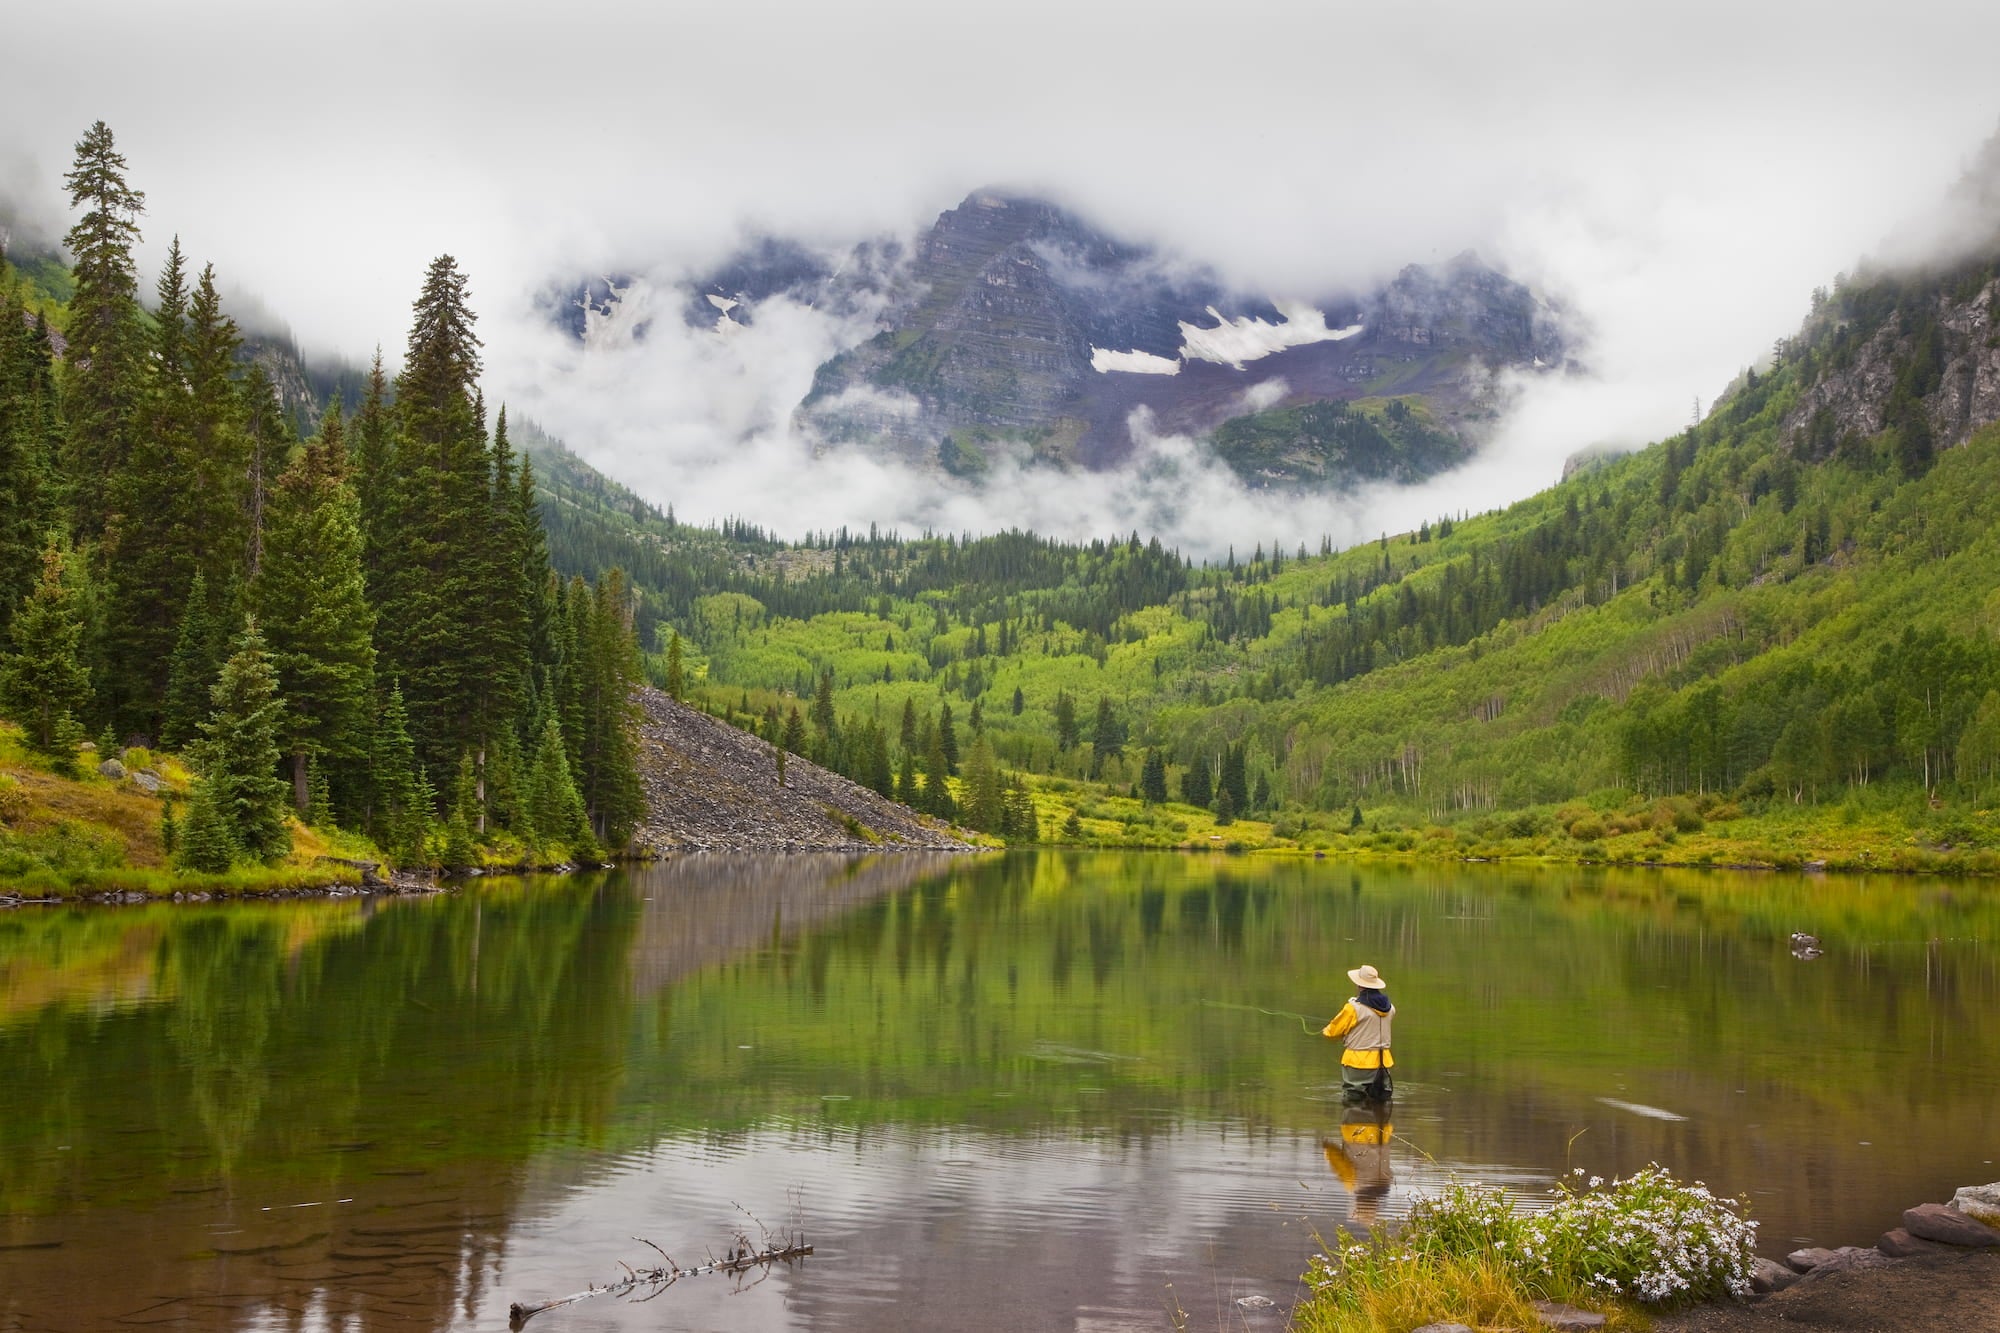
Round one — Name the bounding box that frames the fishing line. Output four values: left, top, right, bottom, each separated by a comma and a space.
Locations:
1197, 998, 1327, 1033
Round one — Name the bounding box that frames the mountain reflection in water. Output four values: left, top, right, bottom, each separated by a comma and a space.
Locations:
1, 853, 1995, 1331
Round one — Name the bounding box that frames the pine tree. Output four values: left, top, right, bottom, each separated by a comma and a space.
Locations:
664, 630, 685, 699
924, 727, 956, 819
239, 363, 292, 577
369, 683, 427, 865
192, 621, 291, 864
899, 697, 917, 752
1011, 685, 1024, 716
59, 121, 147, 532
938, 702, 959, 774
895, 748, 917, 804
962, 736, 1003, 832
811, 666, 837, 739
1140, 748, 1168, 804
782, 705, 806, 755
1182, 756, 1213, 809
0, 543, 90, 755
1006, 782, 1040, 843
173, 775, 237, 873
374, 255, 494, 776
527, 712, 590, 851
0, 272, 57, 624
161, 572, 223, 749
1054, 691, 1078, 752
183, 263, 250, 590
350, 348, 396, 598
443, 753, 477, 866
253, 404, 377, 814
100, 238, 203, 736
1214, 787, 1237, 826
572, 571, 644, 845
1089, 697, 1121, 778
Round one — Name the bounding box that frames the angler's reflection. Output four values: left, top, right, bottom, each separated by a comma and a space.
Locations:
1322, 1101, 1395, 1225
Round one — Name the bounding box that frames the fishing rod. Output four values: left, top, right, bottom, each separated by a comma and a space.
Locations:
1197, 998, 1329, 1034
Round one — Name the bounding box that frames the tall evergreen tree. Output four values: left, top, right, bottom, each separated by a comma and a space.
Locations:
183, 263, 250, 590
374, 255, 494, 777
101, 237, 199, 735
1140, 748, 1168, 805
350, 347, 396, 597
160, 570, 225, 749
0, 543, 90, 755
191, 621, 291, 864
58, 121, 146, 532
252, 404, 377, 814
571, 570, 644, 845
527, 712, 589, 851
0, 275, 57, 621
368, 682, 427, 865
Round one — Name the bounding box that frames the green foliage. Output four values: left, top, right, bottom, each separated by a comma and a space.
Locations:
190, 622, 291, 865
172, 775, 237, 873
0, 543, 90, 754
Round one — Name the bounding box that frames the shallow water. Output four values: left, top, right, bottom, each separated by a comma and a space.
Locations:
1, 853, 1995, 1331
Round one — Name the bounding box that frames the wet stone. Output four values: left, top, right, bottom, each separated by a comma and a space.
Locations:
1903, 1202, 2000, 1247
1234, 1295, 1276, 1311
1750, 1257, 1799, 1292
1877, 1228, 1951, 1258
1785, 1246, 1840, 1272
1532, 1301, 1607, 1331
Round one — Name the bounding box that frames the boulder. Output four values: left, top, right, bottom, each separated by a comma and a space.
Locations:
1412, 1325, 1474, 1333
1952, 1183, 2000, 1227
98, 758, 126, 779
1531, 1302, 1607, 1331
1233, 1295, 1276, 1310
1877, 1228, 1951, 1258
131, 771, 162, 794
1903, 1202, 2000, 1247
1750, 1257, 1799, 1292
1785, 1247, 1840, 1272
1797, 1246, 1889, 1280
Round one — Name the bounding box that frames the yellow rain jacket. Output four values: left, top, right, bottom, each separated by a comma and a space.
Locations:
1322, 997, 1395, 1069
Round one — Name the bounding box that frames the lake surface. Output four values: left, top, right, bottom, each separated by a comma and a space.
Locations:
1, 854, 1995, 1332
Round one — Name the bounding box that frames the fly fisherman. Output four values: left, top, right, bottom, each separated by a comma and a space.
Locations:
1322, 964, 1394, 1101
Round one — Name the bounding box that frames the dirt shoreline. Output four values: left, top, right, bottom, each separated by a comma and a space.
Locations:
1657, 1249, 2000, 1331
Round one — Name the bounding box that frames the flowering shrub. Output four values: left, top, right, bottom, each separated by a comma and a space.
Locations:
1526, 1166, 1759, 1305
1295, 1166, 1757, 1333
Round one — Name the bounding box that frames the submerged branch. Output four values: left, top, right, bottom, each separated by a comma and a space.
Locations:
507, 1232, 813, 1328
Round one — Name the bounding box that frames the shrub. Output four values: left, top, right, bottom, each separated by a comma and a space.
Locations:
0, 774, 25, 823
1296, 1167, 1755, 1333
1568, 816, 1606, 842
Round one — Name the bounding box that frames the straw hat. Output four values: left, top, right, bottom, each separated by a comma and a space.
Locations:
1347, 964, 1387, 989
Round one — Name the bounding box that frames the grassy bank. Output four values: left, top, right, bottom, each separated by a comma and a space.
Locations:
0, 724, 380, 899
1011, 771, 2000, 874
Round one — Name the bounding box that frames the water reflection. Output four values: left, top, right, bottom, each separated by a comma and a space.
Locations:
0, 854, 1995, 1331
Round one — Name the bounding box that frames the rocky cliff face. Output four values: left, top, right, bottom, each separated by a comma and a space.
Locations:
782, 192, 1567, 486
1780, 276, 2000, 454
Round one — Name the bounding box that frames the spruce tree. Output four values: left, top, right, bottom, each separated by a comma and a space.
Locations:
160, 572, 223, 749
0, 274, 57, 623
252, 404, 376, 814
962, 736, 1003, 832
59, 121, 146, 532
183, 264, 250, 589
1054, 691, 1078, 752
1090, 698, 1122, 779
1140, 748, 1168, 805
1182, 756, 1213, 809
572, 571, 643, 845
192, 621, 291, 863
664, 630, 685, 700
782, 705, 806, 755
173, 775, 237, 873
527, 713, 589, 852
102, 237, 201, 736
938, 702, 959, 774
0, 543, 90, 754
443, 753, 477, 866
369, 683, 427, 866
349, 348, 396, 598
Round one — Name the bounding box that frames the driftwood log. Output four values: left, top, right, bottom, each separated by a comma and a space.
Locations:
508, 1234, 813, 1328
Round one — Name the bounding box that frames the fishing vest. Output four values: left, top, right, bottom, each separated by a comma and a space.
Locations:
1344, 1000, 1394, 1059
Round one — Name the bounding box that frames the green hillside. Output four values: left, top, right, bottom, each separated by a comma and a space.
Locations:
578, 153, 2000, 868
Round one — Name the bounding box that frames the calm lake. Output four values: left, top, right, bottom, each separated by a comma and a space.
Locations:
1, 854, 1995, 1331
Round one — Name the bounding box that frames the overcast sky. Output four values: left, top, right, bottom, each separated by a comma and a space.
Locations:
5, 1, 1998, 552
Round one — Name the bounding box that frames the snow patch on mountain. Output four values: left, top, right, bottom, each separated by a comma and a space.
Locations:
1178, 303, 1363, 369
1090, 346, 1182, 375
